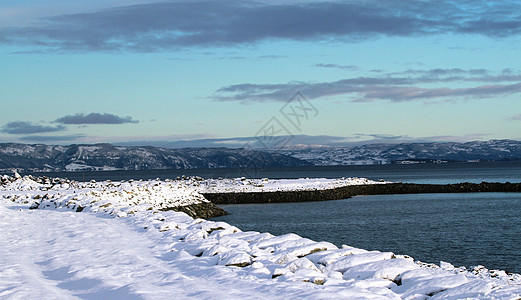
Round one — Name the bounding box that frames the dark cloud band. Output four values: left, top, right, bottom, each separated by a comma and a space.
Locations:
1, 1, 520, 52
214, 68, 521, 102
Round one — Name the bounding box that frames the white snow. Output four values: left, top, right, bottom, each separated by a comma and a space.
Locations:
182, 176, 388, 193
1, 174, 521, 299
65, 163, 120, 172
77, 145, 102, 152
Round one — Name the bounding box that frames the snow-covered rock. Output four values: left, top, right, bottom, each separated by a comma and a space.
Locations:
0, 175, 226, 218
188, 177, 389, 193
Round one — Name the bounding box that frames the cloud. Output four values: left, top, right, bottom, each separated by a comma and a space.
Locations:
257, 55, 288, 59
314, 64, 359, 71
2, 121, 65, 134
509, 114, 521, 121
18, 134, 86, 142
114, 135, 347, 148
55, 113, 138, 124
114, 133, 498, 148
214, 68, 521, 103
354, 134, 406, 141
1, 1, 520, 52
353, 82, 521, 102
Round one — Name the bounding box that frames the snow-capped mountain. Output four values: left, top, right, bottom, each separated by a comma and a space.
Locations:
0, 143, 310, 172
2, 140, 520, 172
279, 139, 521, 165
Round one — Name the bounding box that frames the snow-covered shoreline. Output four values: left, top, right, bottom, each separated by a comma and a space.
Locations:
1, 174, 521, 299
184, 176, 389, 193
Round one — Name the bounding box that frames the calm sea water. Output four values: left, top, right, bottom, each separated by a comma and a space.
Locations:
214, 193, 521, 274
30, 160, 521, 184
28, 161, 521, 273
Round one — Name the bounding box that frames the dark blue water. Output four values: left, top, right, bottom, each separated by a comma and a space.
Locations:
29, 161, 521, 184
214, 193, 521, 274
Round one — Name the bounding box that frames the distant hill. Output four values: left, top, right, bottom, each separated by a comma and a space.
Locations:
279, 139, 521, 165
2, 140, 520, 173
0, 143, 311, 172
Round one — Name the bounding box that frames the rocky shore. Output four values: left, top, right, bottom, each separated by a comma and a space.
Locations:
202, 182, 521, 204
3, 174, 521, 218
0, 174, 228, 219
160, 201, 228, 219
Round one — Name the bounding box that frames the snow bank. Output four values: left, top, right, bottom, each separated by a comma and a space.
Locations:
183, 176, 388, 193
0, 174, 224, 218
1, 174, 521, 299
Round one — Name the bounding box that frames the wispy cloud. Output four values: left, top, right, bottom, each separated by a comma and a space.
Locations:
55, 113, 138, 124
116, 135, 357, 148
2, 121, 65, 134
508, 114, 521, 121
115, 133, 497, 148
18, 134, 86, 142
1, 1, 520, 52
257, 55, 288, 59
214, 68, 521, 103
314, 64, 359, 71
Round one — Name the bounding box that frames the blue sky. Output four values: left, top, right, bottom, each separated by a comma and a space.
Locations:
1, 0, 521, 147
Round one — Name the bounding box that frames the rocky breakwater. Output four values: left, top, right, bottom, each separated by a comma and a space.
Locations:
202, 181, 521, 204
167, 201, 227, 219
0, 174, 227, 219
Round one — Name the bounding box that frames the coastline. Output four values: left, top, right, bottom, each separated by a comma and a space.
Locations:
2, 174, 521, 298
203, 181, 521, 205
160, 201, 228, 219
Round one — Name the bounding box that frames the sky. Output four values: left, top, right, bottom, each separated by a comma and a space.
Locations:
1, 0, 521, 148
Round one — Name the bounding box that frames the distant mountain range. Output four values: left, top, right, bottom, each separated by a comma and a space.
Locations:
1, 140, 520, 173
0, 143, 310, 172
279, 139, 521, 165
